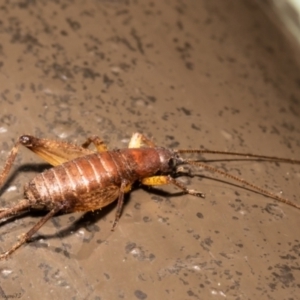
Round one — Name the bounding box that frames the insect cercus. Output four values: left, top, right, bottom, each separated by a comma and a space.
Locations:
0, 132, 299, 259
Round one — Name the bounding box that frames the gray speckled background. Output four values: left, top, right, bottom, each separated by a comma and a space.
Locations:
0, 1, 300, 299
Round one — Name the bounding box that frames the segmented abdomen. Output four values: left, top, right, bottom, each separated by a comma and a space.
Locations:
24, 150, 139, 212
23, 147, 167, 212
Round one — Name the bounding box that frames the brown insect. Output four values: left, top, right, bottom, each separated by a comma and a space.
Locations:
0, 132, 299, 260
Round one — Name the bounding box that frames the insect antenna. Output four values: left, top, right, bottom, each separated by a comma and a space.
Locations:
177, 149, 300, 164
175, 149, 300, 210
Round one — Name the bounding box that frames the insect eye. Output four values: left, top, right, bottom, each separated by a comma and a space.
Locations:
168, 158, 176, 168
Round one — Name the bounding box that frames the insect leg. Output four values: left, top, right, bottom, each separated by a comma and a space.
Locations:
0, 139, 22, 188
81, 135, 108, 152
128, 132, 156, 148
8, 135, 94, 167
111, 181, 132, 230
0, 204, 63, 260
0, 200, 31, 220
141, 175, 205, 198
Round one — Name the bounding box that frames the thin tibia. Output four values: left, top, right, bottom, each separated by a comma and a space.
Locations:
111, 191, 124, 231
167, 175, 205, 198
0, 200, 31, 220
0, 205, 62, 260
0, 141, 21, 187
111, 181, 128, 230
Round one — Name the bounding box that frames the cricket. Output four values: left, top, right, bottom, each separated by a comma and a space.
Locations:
0, 132, 299, 260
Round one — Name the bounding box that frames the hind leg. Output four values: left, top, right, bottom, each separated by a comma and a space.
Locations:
128, 132, 155, 148
0, 205, 62, 260
81, 135, 108, 152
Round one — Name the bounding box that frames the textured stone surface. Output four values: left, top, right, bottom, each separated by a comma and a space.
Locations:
0, 1, 299, 299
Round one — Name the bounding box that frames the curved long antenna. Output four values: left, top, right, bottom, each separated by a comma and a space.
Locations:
177, 149, 300, 164
184, 159, 300, 210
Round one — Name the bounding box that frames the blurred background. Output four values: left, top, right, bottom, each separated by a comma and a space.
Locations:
262, 0, 300, 48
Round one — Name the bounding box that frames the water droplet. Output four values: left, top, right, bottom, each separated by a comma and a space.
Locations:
220, 130, 232, 140
111, 66, 121, 74
192, 264, 201, 271
1, 269, 12, 278
52, 123, 77, 139
0, 127, 8, 133
121, 138, 130, 144
6, 186, 17, 192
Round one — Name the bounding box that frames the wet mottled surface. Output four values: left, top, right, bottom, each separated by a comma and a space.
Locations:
0, 1, 300, 299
